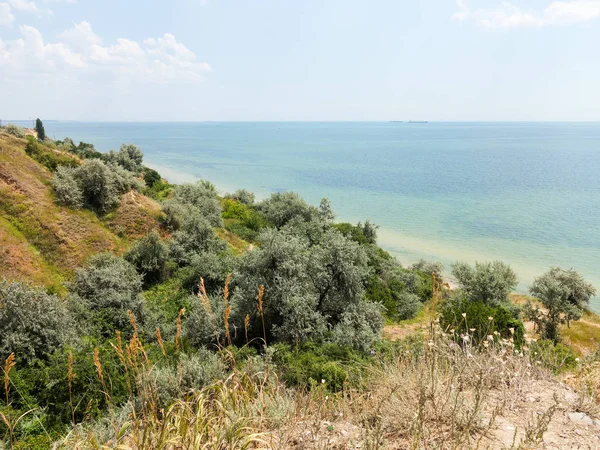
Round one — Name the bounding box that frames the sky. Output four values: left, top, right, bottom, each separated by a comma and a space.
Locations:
0, 0, 599, 121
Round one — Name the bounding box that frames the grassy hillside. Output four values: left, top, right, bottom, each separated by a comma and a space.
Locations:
0, 132, 161, 290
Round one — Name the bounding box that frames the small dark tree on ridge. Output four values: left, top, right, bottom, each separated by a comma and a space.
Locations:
35, 118, 46, 141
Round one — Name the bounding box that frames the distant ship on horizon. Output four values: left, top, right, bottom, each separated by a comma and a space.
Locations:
389, 120, 403, 123
409, 120, 428, 123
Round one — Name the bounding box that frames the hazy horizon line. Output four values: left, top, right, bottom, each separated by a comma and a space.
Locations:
3, 119, 600, 124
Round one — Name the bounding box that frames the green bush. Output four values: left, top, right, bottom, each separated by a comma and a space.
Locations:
410, 259, 444, 278
222, 199, 267, 232
439, 296, 525, 347
5, 341, 130, 430
74, 141, 103, 159
231, 228, 373, 348
125, 229, 169, 284
143, 179, 172, 201
224, 221, 259, 242
58, 137, 76, 152
332, 221, 378, 246
529, 340, 578, 373
270, 342, 365, 391
75, 159, 122, 212
222, 198, 267, 242
364, 257, 436, 322
25, 136, 79, 171
526, 268, 596, 343
180, 252, 236, 293
143, 168, 162, 187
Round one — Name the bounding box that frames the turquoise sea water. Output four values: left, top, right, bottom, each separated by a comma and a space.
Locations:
13, 121, 600, 309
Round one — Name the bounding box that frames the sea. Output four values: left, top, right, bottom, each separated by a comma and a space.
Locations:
8, 121, 600, 310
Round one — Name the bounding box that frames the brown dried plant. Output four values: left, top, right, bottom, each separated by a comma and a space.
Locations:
224, 273, 232, 304
244, 314, 250, 344
224, 304, 232, 346
127, 309, 138, 335
198, 278, 215, 321
3, 352, 15, 407
175, 307, 186, 353
257, 285, 266, 345
93, 348, 110, 404
156, 327, 166, 357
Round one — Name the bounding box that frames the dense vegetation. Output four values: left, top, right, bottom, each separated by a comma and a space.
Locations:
0, 124, 597, 449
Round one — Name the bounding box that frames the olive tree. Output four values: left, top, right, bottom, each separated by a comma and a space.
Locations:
168, 214, 226, 265
225, 227, 379, 351
77, 159, 122, 212
61, 137, 76, 151
52, 159, 138, 212
105, 144, 144, 173
0, 281, 76, 364
226, 189, 255, 205
410, 259, 444, 278
257, 192, 333, 229
331, 301, 385, 353
271, 282, 328, 344
231, 228, 312, 343
526, 267, 596, 342
184, 291, 229, 348
70, 254, 144, 336
451, 261, 517, 307
52, 166, 84, 208
152, 350, 225, 407
308, 228, 370, 320
3, 124, 26, 138
165, 181, 223, 228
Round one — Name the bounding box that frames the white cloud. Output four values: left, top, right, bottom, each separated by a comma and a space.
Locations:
0, 22, 211, 82
0, 25, 85, 73
453, 0, 600, 28
59, 20, 101, 50
7, 0, 52, 16
0, 3, 15, 26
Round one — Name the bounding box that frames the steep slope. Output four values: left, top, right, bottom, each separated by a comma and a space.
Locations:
0, 132, 161, 289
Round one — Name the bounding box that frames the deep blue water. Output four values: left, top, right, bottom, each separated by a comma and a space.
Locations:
10, 121, 600, 309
